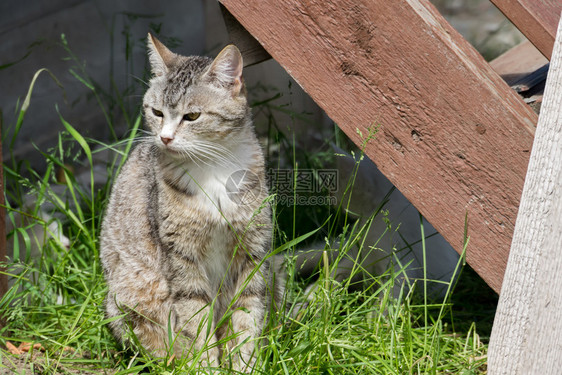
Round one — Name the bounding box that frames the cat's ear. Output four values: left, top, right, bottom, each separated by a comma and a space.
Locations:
206, 45, 244, 95
147, 33, 176, 76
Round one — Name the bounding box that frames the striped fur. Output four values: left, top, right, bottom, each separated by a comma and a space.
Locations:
100, 34, 282, 372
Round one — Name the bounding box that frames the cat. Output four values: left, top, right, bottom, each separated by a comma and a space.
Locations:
100, 34, 283, 372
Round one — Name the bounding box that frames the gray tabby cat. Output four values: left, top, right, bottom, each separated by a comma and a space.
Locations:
100, 34, 282, 372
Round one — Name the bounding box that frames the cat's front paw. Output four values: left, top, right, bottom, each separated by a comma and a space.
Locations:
172, 336, 220, 372
178, 348, 219, 375
226, 347, 257, 374
199, 346, 219, 368
233, 358, 256, 374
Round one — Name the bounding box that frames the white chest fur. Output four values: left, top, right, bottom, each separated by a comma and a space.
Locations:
162, 160, 244, 221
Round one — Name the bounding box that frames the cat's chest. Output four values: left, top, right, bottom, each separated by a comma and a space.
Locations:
163, 166, 243, 220
158, 179, 249, 257
159, 202, 245, 290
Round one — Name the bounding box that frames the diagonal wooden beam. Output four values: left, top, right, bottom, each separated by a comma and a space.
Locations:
490, 0, 562, 60
220, 0, 538, 292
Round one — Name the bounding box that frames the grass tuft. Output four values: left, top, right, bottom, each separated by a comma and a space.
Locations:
1, 34, 492, 374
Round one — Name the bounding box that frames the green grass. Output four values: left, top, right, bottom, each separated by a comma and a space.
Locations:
0, 34, 492, 374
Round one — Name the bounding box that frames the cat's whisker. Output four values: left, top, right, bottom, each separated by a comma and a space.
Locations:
185, 150, 212, 170
105, 140, 130, 148
180, 146, 206, 167
132, 136, 154, 143
192, 139, 243, 163
190, 150, 217, 169
137, 129, 154, 136
193, 146, 239, 169
96, 137, 150, 157
190, 141, 243, 169
130, 74, 149, 87
124, 138, 154, 148
187, 142, 230, 163
192, 145, 232, 163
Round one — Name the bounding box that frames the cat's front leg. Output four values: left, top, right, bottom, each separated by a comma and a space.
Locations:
167, 259, 219, 368
172, 296, 219, 368
227, 261, 270, 372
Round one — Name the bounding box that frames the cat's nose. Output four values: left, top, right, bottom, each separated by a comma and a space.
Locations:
160, 136, 173, 145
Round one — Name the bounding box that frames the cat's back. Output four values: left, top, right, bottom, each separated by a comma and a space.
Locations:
100, 142, 160, 275
103, 141, 156, 220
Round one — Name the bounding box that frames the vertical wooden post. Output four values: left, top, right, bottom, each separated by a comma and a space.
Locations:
488, 15, 562, 375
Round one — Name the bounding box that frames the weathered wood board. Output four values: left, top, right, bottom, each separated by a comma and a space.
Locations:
219, 3, 271, 67
488, 17, 562, 374
490, 0, 562, 59
490, 40, 548, 87
490, 40, 548, 114
220, 0, 539, 292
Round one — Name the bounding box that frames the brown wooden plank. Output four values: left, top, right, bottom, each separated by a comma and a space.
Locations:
490, 41, 547, 115
220, 0, 538, 292
490, 40, 549, 86
490, 0, 562, 59
219, 4, 271, 67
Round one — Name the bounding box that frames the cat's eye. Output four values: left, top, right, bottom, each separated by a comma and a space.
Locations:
183, 112, 201, 122
152, 108, 164, 118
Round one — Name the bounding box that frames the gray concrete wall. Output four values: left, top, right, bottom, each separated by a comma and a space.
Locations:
1, 0, 330, 171
1, 0, 205, 169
